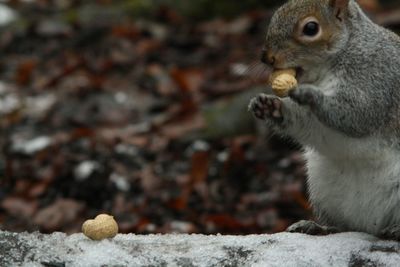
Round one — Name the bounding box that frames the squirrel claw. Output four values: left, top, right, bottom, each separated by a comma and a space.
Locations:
249, 94, 283, 123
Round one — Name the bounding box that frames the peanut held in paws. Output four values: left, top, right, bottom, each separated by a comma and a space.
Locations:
82, 214, 118, 240
270, 69, 297, 97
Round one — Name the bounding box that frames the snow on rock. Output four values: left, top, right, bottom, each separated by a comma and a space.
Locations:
1, 231, 400, 267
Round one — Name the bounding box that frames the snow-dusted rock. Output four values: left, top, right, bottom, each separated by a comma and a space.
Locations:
1, 230, 400, 267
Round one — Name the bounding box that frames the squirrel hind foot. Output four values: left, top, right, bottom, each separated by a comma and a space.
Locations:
286, 220, 340, 235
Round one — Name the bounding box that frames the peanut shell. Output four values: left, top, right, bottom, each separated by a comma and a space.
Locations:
269, 69, 296, 83
270, 69, 297, 97
82, 214, 118, 240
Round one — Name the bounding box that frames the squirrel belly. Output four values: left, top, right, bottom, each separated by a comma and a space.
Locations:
305, 141, 400, 235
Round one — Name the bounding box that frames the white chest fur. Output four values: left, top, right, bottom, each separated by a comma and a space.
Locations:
305, 144, 400, 235
316, 72, 339, 95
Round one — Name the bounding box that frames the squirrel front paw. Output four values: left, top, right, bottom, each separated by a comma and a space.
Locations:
248, 94, 283, 123
289, 85, 321, 108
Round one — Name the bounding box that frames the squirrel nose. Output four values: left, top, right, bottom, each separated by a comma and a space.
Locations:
261, 49, 275, 67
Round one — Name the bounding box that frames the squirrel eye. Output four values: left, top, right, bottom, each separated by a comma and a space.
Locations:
303, 22, 320, 36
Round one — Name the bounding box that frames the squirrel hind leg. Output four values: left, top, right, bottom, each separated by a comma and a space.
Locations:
286, 220, 340, 235
380, 225, 400, 241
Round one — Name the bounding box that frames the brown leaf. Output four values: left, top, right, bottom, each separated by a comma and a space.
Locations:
139, 166, 162, 194
14, 180, 32, 195
170, 67, 205, 93
135, 217, 153, 233
282, 182, 312, 211
135, 39, 162, 55
111, 24, 140, 39
28, 180, 52, 198
33, 198, 85, 232
147, 64, 176, 96
1, 196, 38, 218
15, 59, 37, 86
161, 112, 206, 139
273, 219, 291, 233
225, 136, 255, 170
168, 197, 188, 211
190, 150, 210, 185
71, 127, 95, 140
205, 214, 245, 233
43, 59, 83, 89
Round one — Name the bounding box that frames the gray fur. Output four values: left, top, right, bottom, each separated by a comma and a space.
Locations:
249, 0, 400, 239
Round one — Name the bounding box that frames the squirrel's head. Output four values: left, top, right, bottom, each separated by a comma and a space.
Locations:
263, 0, 354, 81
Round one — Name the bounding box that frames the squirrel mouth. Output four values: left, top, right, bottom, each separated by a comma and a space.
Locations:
295, 67, 304, 80
272, 67, 304, 80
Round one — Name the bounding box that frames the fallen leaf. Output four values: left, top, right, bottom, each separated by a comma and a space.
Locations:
15, 59, 37, 86
33, 198, 85, 232
161, 112, 206, 139
1, 196, 38, 218
170, 67, 205, 93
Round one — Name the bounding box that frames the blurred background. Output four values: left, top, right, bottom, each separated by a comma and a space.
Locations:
0, 0, 399, 235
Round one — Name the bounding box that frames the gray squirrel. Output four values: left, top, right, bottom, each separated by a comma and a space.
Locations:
249, 0, 400, 240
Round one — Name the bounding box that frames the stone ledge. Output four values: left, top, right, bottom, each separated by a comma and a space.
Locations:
1, 230, 400, 266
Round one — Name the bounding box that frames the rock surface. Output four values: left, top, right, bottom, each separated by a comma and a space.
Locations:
1, 230, 400, 266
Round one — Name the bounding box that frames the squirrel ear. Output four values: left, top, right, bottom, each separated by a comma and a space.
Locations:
329, 0, 349, 21
329, 0, 349, 9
